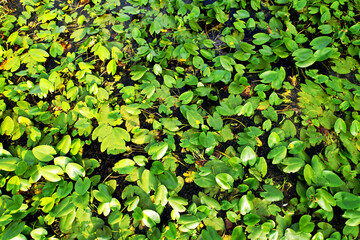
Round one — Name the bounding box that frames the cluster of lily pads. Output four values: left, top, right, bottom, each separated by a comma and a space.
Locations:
0, 0, 360, 239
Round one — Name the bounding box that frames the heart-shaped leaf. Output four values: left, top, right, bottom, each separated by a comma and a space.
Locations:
268, 132, 280, 148
186, 110, 204, 129
335, 192, 360, 209
299, 215, 315, 233
75, 177, 91, 195
113, 159, 136, 174
168, 197, 188, 212
33, 145, 57, 162
40, 165, 64, 182
260, 185, 284, 202
142, 209, 160, 228
240, 146, 257, 166
215, 173, 234, 190
66, 163, 85, 180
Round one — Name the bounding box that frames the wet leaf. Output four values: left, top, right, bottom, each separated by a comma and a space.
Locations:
113, 159, 136, 174
75, 177, 91, 195
186, 110, 204, 129
148, 142, 168, 160
70, 28, 87, 42
268, 132, 280, 148
56, 135, 71, 155
335, 192, 360, 209
240, 146, 257, 166
0, 116, 14, 135
243, 214, 260, 225
159, 170, 178, 190
154, 185, 168, 206
2, 222, 25, 240
29, 49, 49, 62
334, 118, 346, 134
142, 210, 160, 228
282, 157, 304, 173
321, 170, 344, 187
184, 42, 199, 55
299, 215, 315, 233
33, 145, 57, 162
66, 163, 85, 180
207, 112, 223, 131
253, 33, 271, 45
215, 173, 234, 190
179, 91, 194, 105
260, 185, 284, 202
106, 59, 117, 75
168, 197, 188, 212
310, 36, 332, 50
40, 165, 63, 182
350, 120, 360, 136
